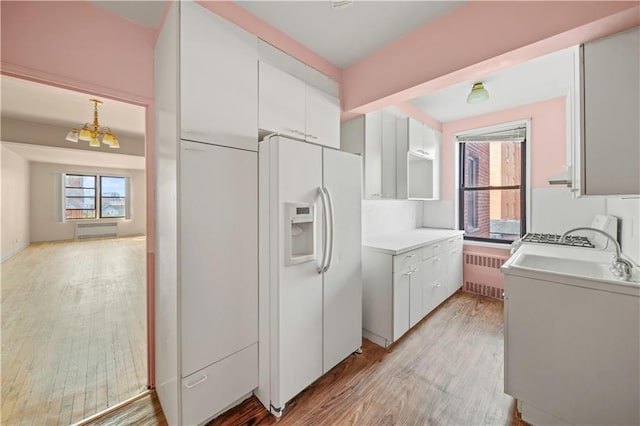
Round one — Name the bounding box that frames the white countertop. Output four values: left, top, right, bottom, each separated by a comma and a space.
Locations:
363, 228, 464, 255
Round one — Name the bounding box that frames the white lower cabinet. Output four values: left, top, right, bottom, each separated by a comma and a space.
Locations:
181, 344, 258, 426
363, 231, 464, 348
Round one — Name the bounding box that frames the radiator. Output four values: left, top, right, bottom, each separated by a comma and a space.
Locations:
462, 251, 510, 300
75, 222, 118, 239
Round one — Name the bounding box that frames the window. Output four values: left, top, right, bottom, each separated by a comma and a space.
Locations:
64, 174, 96, 219
100, 176, 127, 218
458, 126, 526, 243
63, 174, 128, 220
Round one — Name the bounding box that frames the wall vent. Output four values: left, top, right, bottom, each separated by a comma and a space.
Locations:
76, 222, 118, 240
463, 251, 509, 300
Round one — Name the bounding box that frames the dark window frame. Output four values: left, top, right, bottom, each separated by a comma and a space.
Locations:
64, 174, 97, 220
63, 173, 128, 221
458, 139, 527, 244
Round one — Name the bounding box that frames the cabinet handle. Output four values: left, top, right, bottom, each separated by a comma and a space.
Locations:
306, 134, 319, 140
184, 374, 208, 389
433, 282, 441, 287
433, 244, 441, 248
405, 253, 416, 258
448, 239, 454, 243
403, 267, 418, 276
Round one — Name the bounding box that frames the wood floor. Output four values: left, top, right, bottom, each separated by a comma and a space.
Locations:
93, 291, 526, 426
1, 237, 148, 425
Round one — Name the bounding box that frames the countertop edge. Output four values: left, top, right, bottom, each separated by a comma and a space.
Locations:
363, 229, 464, 255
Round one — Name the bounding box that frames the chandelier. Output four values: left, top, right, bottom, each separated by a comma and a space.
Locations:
65, 99, 119, 148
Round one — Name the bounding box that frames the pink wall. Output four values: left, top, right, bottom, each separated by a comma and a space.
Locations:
0, 1, 155, 104
196, 0, 341, 83
441, 97, 567, 201
342, 2, 639, 114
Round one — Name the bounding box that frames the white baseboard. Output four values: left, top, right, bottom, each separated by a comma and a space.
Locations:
1, 243, 28, 263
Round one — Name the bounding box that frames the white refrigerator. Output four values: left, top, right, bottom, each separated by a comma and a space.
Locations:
257, 135, 362, 416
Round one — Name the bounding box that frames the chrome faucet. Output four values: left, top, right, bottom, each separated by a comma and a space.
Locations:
561, 227, 633, 280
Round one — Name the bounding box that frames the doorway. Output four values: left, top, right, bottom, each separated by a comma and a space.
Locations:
0, 76, 149, 424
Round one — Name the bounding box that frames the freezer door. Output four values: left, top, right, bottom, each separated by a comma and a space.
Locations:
322, 148, 363, 372
273, 137, 324, 408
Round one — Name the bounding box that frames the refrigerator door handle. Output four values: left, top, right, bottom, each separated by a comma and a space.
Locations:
317, 187, 329, 273
323, 186, 335, 273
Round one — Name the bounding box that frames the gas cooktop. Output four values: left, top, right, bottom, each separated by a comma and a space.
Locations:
520, 233, 595, 248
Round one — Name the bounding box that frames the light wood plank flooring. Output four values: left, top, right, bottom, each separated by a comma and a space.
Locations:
92, 292, 526, 425
1, 237, 147, 425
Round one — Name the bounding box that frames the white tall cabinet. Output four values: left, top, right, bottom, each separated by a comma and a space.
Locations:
154, 2, 258, 425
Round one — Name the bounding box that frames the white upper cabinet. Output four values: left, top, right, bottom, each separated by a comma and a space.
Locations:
180, 1, 258, 151
259, 61, 340, 148
397, 117, 441, 200
340, 108, 399, 199
580, 26, 639, 196
259, 61, 306, 140
305, 85, 340, 149
408, 117, 424, 152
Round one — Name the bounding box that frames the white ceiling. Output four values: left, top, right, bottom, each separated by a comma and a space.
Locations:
1, 141, 145, 170
236, 1, 466, 68
89, 0, 167, 29
1, 76, 146, 136
408, 48, 575, 123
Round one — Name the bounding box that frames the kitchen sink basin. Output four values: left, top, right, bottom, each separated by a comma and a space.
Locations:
513, 253, 614, 280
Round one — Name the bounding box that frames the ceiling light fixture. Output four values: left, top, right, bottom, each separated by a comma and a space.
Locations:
331, 0, 354, 9
466, 82, 490, 104
65, 99, 119, 148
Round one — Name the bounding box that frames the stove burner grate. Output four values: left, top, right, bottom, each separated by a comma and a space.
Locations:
520, 233, 595, 248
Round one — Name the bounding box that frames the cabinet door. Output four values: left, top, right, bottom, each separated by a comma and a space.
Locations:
447, 247, 463, 296
422, 125, 436, 156
422, 255, 448, 316
258, 61, 306, 139
364, 111, 382, 199
393, 271, 411, 341
180, 1, 257, 151
582, 27, 640, 195
381, 110, 397, 198
306, 85, 340, 149
180, 141, 258, 378
409, 264, 424, 328
408, 117, 424, 152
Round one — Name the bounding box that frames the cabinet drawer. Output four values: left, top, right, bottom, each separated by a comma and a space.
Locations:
182, 343, 257, 426
422, 241, 446, 259
423, 254, 447, 281
393, 248, 421, 272
446, 235, 463, 250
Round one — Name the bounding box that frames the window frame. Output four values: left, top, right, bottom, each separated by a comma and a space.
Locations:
99, 175, 127, 219
64, 174, 97, 220
62, 173, 130, 221
452, 118, 531, 248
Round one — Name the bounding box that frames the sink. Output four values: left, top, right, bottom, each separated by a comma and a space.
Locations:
514, 253, 613, 280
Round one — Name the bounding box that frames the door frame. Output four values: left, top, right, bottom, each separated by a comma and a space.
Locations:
1, 69, 156, 388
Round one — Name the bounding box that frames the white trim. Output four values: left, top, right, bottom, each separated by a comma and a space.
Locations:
453, 118, 532, 239
454, 119, 529, 141
0, 243, 28, 263
462, 240, 512, 250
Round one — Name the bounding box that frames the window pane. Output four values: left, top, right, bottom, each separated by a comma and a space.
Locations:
65, 197, 96, 209
463, 142, 522, 187
65, 175, 95, 188
101, 177, 126, 197
101, 197, 126, 217
65, 209, 96, 219
463, 189, 522, 241
65, 188, 95, 197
